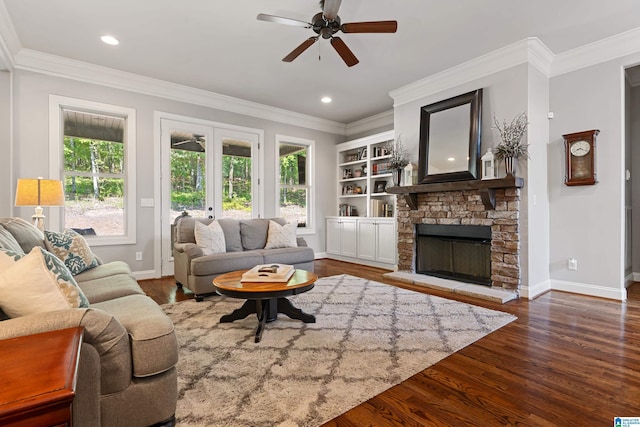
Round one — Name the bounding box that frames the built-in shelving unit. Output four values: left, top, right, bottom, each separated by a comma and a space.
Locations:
336, 130, 396, 218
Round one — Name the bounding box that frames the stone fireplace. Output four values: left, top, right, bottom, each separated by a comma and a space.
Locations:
391, 179, 522, 292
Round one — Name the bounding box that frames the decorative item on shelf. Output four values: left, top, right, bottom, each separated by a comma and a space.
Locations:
359, 147, 368, 160
362, 165, 367, 176
354, 186, 362, 194
15, 177, 65, 232
374, 181, 387, 193
345, 153, 359, 162
385, 135, 409, 186
563, 129, 599, 186
481, 149, 496, 180
354, 169, 362, 178
342, 168, 353, 179
403, 163, 418, 186
339, 204, 358, 216
493, 112, 529, 177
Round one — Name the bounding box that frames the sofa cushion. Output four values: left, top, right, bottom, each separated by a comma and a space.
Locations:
73, 261, 133, 283
92, 294, 178, 377
265, 220, 298, 249
217, 218, 243, 252
0, 226, 25, 254
0, 217, 45, 253
78, 273, 145, 304
260, 247, 315, 266
194, 221, 226, 255
190, 250, 264, 276
44, 229, 100, 275
240, 218, 286, 250
0, 247, 89, 317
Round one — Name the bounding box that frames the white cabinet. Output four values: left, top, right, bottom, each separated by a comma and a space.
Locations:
326, 217, 357, 258
357, 219, 396, 264
326, 217, 396, 269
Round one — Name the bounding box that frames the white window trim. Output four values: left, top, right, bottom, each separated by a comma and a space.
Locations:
275, 134, 314, 235
49, 95, 137, 245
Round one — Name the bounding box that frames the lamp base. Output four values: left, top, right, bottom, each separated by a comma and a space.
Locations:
32, 206, 45, 233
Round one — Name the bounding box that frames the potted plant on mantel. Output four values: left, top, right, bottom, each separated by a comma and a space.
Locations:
493, 112, 530, 177
386, 136, 409, 186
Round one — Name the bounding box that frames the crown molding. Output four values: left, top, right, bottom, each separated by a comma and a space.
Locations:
390, 38, 553, 108
345, 109, 394, 137
0, 0, 20, 70
13, 49, 347, 135
551, 27, 640, 77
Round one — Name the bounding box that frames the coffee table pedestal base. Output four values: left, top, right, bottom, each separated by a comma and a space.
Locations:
220, 298, 315, 343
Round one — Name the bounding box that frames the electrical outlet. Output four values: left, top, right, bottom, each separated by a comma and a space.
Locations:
568, 257, 577, 270
135, 252, 142, 261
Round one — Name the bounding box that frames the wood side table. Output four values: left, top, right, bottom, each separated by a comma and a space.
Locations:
0, 327, 84, 427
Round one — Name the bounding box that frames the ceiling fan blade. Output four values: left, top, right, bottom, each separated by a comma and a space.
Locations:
322, 0, 342, 21
257, 13, 311, 28
330, 37, 359, 67
341, 21, 398, 33
282, 37, 318, 62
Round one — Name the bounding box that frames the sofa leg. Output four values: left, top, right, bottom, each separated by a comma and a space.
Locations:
195, 295, 204, 302
175, 281, 183, 288
149, 414, 175, 427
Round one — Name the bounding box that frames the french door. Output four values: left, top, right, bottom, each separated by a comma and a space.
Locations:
160, 117, 261, 276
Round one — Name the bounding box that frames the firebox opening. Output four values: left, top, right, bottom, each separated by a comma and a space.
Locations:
416, 224, 491, 286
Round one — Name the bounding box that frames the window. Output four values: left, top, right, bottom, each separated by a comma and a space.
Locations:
50, 96, 136, 245
276, 135, 313, 232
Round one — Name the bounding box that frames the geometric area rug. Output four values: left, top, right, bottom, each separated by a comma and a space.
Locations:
162, 274, 516, 427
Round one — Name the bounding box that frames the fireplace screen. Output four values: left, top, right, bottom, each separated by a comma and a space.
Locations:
415, 224, 491, 286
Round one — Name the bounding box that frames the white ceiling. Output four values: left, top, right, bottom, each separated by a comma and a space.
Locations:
2, 0, 640, 124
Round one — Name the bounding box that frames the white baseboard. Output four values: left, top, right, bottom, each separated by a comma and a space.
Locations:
520, 279, 551, 300
132, 269, 158, 280
549, 279, 627, 301
315, 252, 327, 259
632, 272, 640, 282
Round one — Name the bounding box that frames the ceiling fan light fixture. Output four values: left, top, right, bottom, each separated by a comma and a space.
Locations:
101, 35, 119, 46
321, 96, 332, 103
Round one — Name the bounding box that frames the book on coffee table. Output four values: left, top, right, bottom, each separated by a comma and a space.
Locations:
241, 264, 295, 282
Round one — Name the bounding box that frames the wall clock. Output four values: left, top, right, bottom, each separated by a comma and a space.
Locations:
563, 129, 599, 186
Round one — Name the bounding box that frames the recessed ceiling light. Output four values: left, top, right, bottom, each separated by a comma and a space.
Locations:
101, 35, 119, 46
447, 157, 455, 162
321, 96, 332, 104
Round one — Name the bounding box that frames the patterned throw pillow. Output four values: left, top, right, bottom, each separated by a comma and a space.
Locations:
194, 221, 226, 256
264, 220, 298, 249
0, 247, 90, 318
44, 229, 99, 275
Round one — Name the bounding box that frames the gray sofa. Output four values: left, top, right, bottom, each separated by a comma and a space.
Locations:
173, 216, 315, 301
0, 218, 178, 427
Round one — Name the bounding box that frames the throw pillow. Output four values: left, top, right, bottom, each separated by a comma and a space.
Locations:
44, 229, 99, 275
194, 220, 226, 256
264, 220, 298, 249
0, 247, 90, 318
0, 226, 24, 255
0, 248, 25, 270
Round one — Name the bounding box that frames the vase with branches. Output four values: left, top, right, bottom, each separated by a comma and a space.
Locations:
493, 112, 530, 176
385, 137, 409, 186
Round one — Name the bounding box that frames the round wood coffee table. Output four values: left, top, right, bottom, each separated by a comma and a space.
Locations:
213, 269, 317, 343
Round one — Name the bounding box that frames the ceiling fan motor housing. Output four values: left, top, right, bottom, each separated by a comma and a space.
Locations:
312, 12, 342, 38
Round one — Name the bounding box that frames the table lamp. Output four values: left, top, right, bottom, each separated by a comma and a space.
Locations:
15, 177, 65, 232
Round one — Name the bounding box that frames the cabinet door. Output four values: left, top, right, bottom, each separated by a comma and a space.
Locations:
326, 218, 342, 255
341, 219, 358, 258
357, 220, 376, 261
376, 220, 397, 264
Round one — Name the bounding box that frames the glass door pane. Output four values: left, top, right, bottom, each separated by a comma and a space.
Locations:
170, 130, 210, 221
219, 131, 259, 219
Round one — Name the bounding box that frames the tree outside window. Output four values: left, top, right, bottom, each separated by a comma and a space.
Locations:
278, 136, 313, 230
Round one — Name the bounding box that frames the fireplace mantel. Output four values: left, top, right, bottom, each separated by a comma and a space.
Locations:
387, 176, 524, 210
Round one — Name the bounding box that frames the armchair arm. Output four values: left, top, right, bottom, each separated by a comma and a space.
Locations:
297, 237, 308, 247
174, 242, 203, 258
0, 308, 131, 395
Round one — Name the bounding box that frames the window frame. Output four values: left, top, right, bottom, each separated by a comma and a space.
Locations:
49, 95, 136, 245
275, 134, 314, 234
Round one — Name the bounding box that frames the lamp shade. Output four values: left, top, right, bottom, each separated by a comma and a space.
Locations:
15, 178, 65, 207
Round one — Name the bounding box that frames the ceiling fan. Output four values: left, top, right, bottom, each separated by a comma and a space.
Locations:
257, 0, 397, 67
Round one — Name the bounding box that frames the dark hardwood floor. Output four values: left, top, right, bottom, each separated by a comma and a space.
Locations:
139, 259, 640, 426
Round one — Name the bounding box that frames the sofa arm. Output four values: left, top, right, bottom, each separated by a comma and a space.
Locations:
297, 237, 308, 247
174, 242, 203, 258
0, 308, 132, 395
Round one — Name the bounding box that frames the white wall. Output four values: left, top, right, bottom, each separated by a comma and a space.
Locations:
632, 85, 640, 275
0, 70, 10, 216
10, 69, 344, 274
548, 54, 640, 300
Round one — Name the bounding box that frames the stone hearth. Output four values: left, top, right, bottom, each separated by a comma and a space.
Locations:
395, 186, 521, 292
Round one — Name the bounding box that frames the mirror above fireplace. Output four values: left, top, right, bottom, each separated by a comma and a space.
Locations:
418, 88, 483, 183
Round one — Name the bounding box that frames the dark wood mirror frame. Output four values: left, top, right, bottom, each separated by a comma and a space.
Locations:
418, 88, 483, 184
